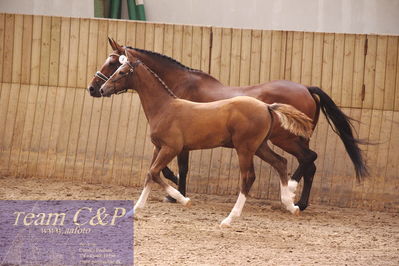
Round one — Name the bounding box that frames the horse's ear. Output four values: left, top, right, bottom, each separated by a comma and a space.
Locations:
108, 37, 115, 49
108, 37, 124, 54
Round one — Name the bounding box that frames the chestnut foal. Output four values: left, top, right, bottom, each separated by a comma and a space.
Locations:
100, 52, 313, 227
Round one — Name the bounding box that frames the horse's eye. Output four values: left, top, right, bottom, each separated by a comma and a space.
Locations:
119, 71, 125, 75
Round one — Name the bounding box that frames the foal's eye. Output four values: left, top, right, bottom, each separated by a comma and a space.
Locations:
119, 71, 126, 75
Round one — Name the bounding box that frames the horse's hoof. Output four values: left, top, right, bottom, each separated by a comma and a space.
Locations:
163, 195, 177, 203
296, 202, 308, 211
184, 198, 192, 207
292, 206, 300, 216
219, 222, 231, 229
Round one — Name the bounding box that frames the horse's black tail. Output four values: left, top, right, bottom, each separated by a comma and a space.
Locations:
308, 86, 369, 181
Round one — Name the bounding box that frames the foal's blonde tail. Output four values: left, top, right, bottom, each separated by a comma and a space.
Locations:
268, 103, 313, 139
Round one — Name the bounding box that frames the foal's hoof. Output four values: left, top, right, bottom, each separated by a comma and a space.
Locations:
183, 197, 192, 207
163, 195, 177, 203
292, 206, 300, 216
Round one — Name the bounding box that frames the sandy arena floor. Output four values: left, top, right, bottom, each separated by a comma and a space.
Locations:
0, 176, 398, 266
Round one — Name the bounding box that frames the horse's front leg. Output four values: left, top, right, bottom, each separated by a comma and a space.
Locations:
163, 150, 190, 203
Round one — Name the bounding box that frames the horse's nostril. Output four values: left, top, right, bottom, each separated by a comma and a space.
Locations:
100, 88, 104, 95
89, 86, 95, 92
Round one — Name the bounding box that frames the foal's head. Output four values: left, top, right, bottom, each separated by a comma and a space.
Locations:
87, 38, 125, 97
99, 51, 141, 97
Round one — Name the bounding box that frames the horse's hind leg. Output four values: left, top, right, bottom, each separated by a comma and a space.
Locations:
163, 150, 190, 203
255, 141, 299, 214
220, 151, 256, 227
275, 137, 317, 211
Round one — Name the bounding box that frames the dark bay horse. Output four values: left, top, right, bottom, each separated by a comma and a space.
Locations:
99, 52, 314, 226
88, 38, 368, 211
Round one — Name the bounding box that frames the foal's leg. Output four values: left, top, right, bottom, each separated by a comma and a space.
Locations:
256, 141, 299, 214
149, 146, 191, 205
134, 147, 160, 212
220, 151, 256, 227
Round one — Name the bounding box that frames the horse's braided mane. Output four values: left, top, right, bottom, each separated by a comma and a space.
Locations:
140, 62, 178, 99
125, 46, 203, 73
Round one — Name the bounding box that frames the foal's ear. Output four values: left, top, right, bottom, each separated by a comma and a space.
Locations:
126, 49, 135, 61
108, 37, 124, 54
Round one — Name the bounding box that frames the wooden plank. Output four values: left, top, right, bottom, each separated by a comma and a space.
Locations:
200, 26, 211, 73
172, 24, 183, 62
362, 109, 382, 209
11, 14, 23, 84
283, 31, 294, 80
270, 30, 284, 81
0, 83, 20, 174
48, 16, 61, 86
54, 86, 75, 179
58, 17, 70, 87
373, 35, 388, 110
39, 16, 51, 86
321, 33, 334, 96
125, 20, 137, 47
249, 29, 261, 85
67, 18, 80, 88
181, 25, 193, 67
210, 27, 222, 78
331, 33, 345, 106
191, 26, 202, 70
0, 83, 11, 155
21, 15, 33, 84
153, 23, 164, 53
383, 36, 398, 111
16, 84, 39, 177
384, 111, 399, 210
228, 28, 242, 86
45, 86, 66, 178
64, 88, 84, 180
301, 31, 314, 85
0, 14, 5, 82
372, 110, 393, 210
9, 84, 29, 175
341, 34, 356, 107
239, 29, 251, 86
134, 22, 145, 49
2, 14, 14, 83
396, 42, 399, 111
26, 85, 48, 177
36, 85, 56, 178
311, 32, 324, 86
290, 31, 303, 83
76, 18, 90, 88
352, 34, 366, 108
362, 35, 377, 109
259, 30, 272, 83
162, 24, 173, 57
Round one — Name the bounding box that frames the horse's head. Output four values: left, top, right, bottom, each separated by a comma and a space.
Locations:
87, 37, 125, 97
100, 50, 141, 97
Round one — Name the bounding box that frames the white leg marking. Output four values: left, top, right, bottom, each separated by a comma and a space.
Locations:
220, 192, 247, 228
288, 180, 298, 193
280, 182, 299, 214
165, 186, 191, 206
134, 185, 151, 212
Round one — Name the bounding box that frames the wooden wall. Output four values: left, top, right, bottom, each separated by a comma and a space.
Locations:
0, 13, 398, 211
